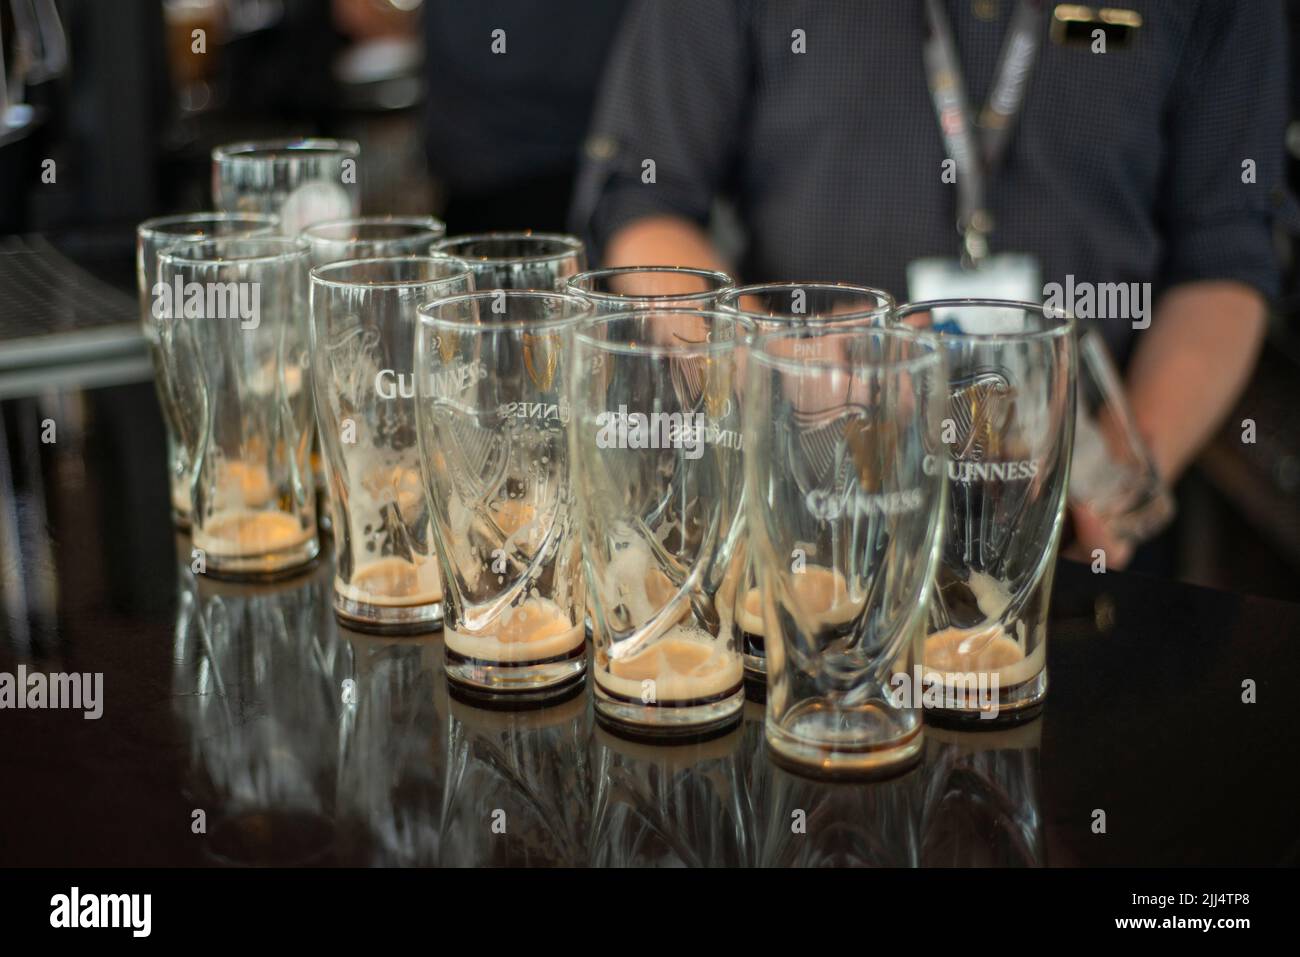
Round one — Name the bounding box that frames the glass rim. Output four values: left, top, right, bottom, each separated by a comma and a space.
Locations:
717, 280, 895, 322
157, 234, 310, 268
430, 230, 585, 266
309, 254, 473, 290
573, 308, 753, 357
301, 214, 446, 243
138, 210, 281, 239
749, 324, 943, 376
893, 298, 1076, 342
565, 265, 735, 303
211, 137, 361, 163
418, 289, 594, 333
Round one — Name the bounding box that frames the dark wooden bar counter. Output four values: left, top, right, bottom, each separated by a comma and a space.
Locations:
0, 381, 1297, 867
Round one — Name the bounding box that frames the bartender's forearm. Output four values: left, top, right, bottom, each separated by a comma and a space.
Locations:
604, 215, 732, 274
1126, 280, 1266, 483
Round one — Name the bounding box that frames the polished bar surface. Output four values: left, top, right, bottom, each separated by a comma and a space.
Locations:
0, 382, 1297, 866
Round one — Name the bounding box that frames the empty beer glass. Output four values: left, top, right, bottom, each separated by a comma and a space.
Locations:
416, 290, 593, 695
894, 300, 1077, 722
137, 211, 280, 526
566, 266, 734, 310
745, 327, 946, 777
1069, 327, 1174, 544
717, 281, 894, 329
309, 256, 473, 632
212, 138, 361, 235
302, 215, 446, 267
718, 281, 895, 679
571, 309, 748, 735
430, 232, 586, 290
158, 235, 318, 578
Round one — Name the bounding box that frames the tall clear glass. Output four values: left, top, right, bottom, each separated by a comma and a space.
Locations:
718, 281, 895, 680
571, 309, 748, 735
310, 256, 474, 632
158, 235, 318, 578
745, 327, 946, 777
717, 281, 894, 329
137, 211, 280, 527
1069, 327, 1174, 544
212, 138, 361, 235
213, 138, 363, 523
894, 300, 1076, 723
302, 215, 446, 267
566, 266, 734, 310
430, 231, 585, 290
416, 290, 593, 695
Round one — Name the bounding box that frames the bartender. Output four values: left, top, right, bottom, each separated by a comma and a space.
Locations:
573, 0, 1293, 569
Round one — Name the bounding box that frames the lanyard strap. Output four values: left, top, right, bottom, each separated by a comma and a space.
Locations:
923, 0, 1045, 267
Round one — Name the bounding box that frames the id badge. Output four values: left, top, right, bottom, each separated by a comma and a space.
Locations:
906, 253, 1042, 334
907, 253, 1041, 304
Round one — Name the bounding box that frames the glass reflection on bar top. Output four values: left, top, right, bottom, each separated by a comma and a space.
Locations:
170, 536, 1043, 867
1, 383, 1299, 866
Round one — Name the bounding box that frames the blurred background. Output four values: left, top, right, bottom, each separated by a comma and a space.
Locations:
0, 0, 1297, 631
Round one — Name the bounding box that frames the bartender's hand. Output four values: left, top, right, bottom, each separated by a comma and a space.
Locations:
1067, 281, 1264, 571
605, 215, 732, 275
1065, 503, 1134, 570
1068, 281, 1264, 571
1126, 281, 1267, 484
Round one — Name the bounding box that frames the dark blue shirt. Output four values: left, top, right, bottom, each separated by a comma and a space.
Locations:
424, 0, 629, 193
574, 0, 1293, 358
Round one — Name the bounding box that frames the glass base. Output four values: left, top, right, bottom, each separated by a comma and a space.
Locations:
594, 708, 742, 747
444, 642, 587, 696
446, 673, 587, 710
743, 652, 766, 680
199, 537, 320, 582
204, 807, 334, 866
923, 668, 1047, 726
766, 702, 923, 781
593, 680, 745, 738
333, 593, 442, 636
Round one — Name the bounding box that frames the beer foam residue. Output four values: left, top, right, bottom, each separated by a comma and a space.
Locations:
925, 572, 1044, 686
194, 509, 313, 557
445, 597, 583, 663
337, 555, 442, 606
215, 460, 274, 508
599, 627, 741, 702
735, 565, 860, 637
599, 538, 687, 629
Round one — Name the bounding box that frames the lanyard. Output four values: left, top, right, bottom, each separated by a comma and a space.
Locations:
923, 0, 1045, 268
